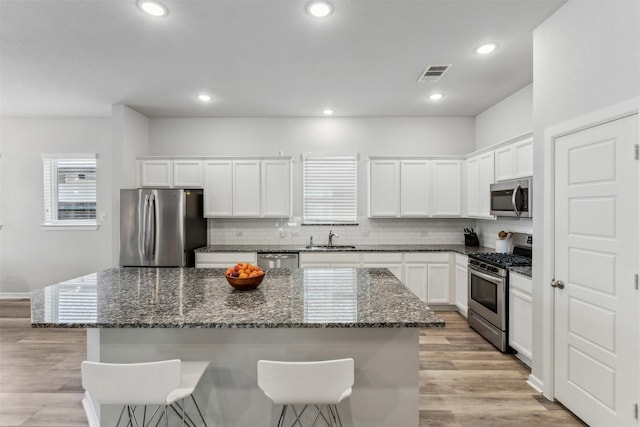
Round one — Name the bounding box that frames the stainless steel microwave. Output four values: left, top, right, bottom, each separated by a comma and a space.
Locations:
490, 178, 532, 218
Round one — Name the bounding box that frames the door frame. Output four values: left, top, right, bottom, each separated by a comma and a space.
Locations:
540, 96, 640, 400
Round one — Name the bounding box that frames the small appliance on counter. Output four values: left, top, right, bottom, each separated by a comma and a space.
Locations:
464, 228, 479, 247
120, 188, 207, 267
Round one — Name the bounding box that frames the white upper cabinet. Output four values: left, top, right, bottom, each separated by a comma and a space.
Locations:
139, 159, 172, 187
368, 159, 400, 217
203, 157, 291, 218
494, 137, 533, 181
232, 160, 261, 217
261, 159, 292, 218
139, 158, 203, 188
369, 157, 461, 218
466, 151, 494, 218
172, 160, 203, 188
203, 160, 234, 217
430, 160, 462, 217
400, 160, 430, 217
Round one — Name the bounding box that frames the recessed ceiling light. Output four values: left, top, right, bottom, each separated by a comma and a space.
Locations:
307, 1, 333, 18
475, 42, 498, 55
138, 0, 168, 17
322, 108, 334, 116
429, 93, 444, 101
197, 94, 212, 102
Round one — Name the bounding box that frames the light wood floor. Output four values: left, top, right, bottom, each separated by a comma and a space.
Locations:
0, 300, 586, 426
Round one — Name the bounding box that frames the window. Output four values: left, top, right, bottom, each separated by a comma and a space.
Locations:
303, 155, 357, 224
42, 154, 97, 228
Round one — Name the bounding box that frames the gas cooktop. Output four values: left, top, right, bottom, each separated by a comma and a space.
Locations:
468, 252, 532, 269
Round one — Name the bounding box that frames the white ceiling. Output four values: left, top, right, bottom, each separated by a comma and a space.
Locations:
0, 0, 565, 118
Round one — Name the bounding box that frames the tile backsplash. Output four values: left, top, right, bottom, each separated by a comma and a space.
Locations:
208, 217, 476, 246
474, 217, 533, 250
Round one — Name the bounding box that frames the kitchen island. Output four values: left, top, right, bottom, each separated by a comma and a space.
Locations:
31, 267, 443, 426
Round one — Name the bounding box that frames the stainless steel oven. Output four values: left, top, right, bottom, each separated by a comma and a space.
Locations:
467, 233, 533, 353
468, 262, 508, 351
490, 178, 532, 218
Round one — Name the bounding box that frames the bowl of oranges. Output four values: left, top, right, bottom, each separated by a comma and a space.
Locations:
224, 262, 266, 290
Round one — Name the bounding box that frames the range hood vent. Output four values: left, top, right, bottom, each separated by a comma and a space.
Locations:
417, 64, 451, 82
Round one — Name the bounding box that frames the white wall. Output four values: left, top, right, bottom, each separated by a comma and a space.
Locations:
532, 0, 640, 393
111, 105, 149, 264
149, 117, 474, 157
0, 118, 114, 294
474, 84, 533, 151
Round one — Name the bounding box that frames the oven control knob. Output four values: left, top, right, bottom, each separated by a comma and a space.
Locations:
551, 279, 565, 289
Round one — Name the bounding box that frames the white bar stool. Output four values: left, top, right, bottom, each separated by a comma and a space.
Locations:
81, 359, 210, 427
257, 358, 354, 427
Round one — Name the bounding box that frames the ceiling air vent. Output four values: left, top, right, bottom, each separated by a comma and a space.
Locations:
417, 64, 451, 83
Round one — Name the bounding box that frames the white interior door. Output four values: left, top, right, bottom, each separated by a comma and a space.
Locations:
554, 114, 638, 427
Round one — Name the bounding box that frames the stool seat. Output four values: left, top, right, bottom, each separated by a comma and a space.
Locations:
81, 359, 209, 427
257, 358, 354, 427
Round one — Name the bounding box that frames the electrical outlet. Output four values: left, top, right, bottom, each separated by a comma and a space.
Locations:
420, 231, 428, 237
361, 231, 370, 237
235, 231, 243, 237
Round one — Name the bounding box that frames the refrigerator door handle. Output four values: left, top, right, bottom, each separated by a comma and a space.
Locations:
142, 194, 149, 259
149, 194, 157, 259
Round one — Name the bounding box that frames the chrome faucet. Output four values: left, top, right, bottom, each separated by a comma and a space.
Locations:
328, 230, 338, 247
309, 235, 314, 247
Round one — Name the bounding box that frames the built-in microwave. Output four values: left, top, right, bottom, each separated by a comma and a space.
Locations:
490, 178, 532, 218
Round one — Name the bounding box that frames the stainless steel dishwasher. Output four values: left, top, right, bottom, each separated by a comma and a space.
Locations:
257, 253, 299, 269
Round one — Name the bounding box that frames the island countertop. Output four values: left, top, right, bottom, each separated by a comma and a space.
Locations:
30, 267, 444, 329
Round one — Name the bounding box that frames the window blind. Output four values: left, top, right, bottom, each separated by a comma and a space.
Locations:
303, 156, 357, 224
43, 156, 97, 224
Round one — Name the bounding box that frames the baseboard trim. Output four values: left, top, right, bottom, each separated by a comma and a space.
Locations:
0, 293, 30, 300
527, 374, 544, 393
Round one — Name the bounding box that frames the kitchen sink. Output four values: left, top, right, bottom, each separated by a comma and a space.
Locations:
305, 245, 357, 250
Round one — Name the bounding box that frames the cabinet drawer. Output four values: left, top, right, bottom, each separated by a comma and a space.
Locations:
300, 252, 361, 264
404, 252, 450, 263
510, 272, 532, 294
362, 252, 403, 263
195, 252, 257, 265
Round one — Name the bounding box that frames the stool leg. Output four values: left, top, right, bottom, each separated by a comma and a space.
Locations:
190, 395, 208, 427
163, 405, 169, 427
277, 405, 288, 427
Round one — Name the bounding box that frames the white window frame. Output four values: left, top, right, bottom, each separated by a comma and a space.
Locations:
42, 154, 99, 230
302, 154, 358, 225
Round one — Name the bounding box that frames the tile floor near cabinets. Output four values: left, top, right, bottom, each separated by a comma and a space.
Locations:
0, 301, 585, 427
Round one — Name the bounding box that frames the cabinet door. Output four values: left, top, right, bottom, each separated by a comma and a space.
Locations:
513, 138, 533, 178
509, 287, 533, 366
400, 160, 430, 217
140, 160, 172, 187
232, 160, 261, 217
477, 152, 495, 216
454, 256, 468, 316
465, 157, 480, 217
494, 146, 514, 182
369, 160, 400, 217
431, 160, 462, 216
203, 161, 233, 217
426, 263, 450, 304
173, 160, 202, 188
261, 159, 291, 217
404, 263, 427, 301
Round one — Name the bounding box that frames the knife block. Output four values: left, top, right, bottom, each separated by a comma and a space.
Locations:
464, 234, 479, 247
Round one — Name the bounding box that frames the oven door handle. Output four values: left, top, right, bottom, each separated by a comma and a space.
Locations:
468, 264, 504, 285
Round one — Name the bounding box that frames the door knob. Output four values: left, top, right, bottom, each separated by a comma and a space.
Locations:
551, 279, 565, 289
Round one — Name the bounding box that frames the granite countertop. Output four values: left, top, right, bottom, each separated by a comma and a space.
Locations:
195, 244, 494, 256
509, 266, 532, 278
30, 268, 444, 329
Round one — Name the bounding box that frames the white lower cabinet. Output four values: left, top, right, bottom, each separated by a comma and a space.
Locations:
454, 254, 468, 317
403, 253, 452, 305
361, 253, 403, 281
508, 272, 533, 367
195, 252, 257, 268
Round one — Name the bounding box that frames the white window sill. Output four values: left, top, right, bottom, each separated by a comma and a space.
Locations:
41, 223, 99, 231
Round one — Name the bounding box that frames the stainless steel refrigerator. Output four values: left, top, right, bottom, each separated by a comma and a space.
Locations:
120, 189, 207, 267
